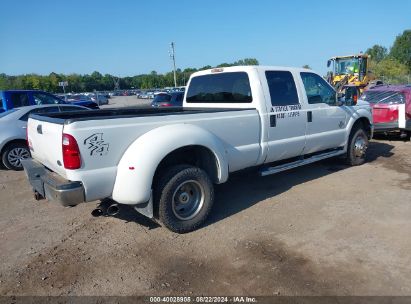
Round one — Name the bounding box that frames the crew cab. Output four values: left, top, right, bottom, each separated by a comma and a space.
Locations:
22, 66, 373, 233
360, 85, 411, 140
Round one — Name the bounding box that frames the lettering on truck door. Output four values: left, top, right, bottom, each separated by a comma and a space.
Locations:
262, 70, 306, 163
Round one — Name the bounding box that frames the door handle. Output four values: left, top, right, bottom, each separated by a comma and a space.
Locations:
307, 111, 312, 122
270, 115, 276, 127
37, 124, 42, 134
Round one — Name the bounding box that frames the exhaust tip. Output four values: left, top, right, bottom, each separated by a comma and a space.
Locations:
107, 204, 120, 216
34, 191, 44, 201
91, 208, 104, 217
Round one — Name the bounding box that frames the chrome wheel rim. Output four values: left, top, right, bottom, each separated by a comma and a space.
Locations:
7, 147, 30, 168
353, 135, 367, 158
172, 180, 205, 221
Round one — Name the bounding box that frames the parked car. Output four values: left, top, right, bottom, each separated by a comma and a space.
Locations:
0, 104, 89, 170
22, 66, 372, 233
151, 92, 184, 107
90, 93, 109, 105
0, 90, 99, 111
360, 85, 411, 140
66, 94, 100, 109
137, 92, 150, 99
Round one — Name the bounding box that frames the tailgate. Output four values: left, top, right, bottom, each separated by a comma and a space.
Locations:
27, 117, 66, 177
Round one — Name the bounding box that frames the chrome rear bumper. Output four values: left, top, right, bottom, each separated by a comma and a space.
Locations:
22, 158, 85, 207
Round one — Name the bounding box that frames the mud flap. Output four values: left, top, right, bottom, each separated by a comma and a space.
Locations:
133, 192, 154, 218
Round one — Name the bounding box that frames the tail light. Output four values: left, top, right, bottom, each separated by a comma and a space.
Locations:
26, 127, 30, 149
160, 103, 172, 107
62, 133, 81, 169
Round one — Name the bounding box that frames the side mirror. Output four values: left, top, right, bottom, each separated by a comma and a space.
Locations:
327, 60, 331, 68
336, 92, 344, 106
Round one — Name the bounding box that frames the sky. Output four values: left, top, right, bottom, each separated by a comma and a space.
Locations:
1, 0, 410, 77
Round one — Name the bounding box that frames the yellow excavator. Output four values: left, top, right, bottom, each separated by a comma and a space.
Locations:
327, 54, 378, 94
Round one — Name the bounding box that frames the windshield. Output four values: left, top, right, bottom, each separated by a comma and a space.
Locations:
153, 94, 172, 103
360, 90, 405, 104
335, 58, 360, 75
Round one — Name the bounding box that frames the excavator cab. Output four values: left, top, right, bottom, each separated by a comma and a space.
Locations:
327, 54, 374, 94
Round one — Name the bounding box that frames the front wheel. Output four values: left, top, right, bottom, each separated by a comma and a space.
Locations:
2, 142, 30, 171
346, 127, 369, 166
155, 165, 214, 233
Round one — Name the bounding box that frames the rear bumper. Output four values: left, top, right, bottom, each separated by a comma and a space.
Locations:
374, 120, 411, 132
21, 158, 85, 207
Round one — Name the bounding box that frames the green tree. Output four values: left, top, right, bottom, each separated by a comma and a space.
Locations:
390, 30, 411, 71
366, 45, 388, 63
234, 58, 259, 66
372, 58, 409, 84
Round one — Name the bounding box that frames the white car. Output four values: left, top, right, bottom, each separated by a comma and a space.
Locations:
0, 104, 89, 170
23, 66, 372, 232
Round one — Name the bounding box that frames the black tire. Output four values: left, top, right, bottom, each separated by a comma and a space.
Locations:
155, 165, 214, 233
346, 126, 369, 166
403, 131, 411, 141
1, 142, 30, 171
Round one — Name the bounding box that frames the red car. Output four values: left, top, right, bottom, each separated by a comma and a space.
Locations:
360, 85, 411, 140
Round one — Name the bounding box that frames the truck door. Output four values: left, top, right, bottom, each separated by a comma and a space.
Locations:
261, 70, 307, 163
299, 72, 347, 154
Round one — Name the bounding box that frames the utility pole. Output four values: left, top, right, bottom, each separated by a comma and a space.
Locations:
170, 42, 177, 87
113, 76, 120, 91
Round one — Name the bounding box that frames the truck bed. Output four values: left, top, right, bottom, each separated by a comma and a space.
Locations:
27, 105, 262, 201
31, 107, 253, 124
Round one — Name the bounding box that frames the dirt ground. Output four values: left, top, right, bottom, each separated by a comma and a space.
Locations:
0, 97, 410, 296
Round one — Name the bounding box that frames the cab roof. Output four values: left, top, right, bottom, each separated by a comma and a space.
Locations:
191, 65, 314, 77
367, 84, 411, 93
329, 54, 369, 60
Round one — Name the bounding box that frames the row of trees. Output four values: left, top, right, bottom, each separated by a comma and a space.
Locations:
0, 58, 259, 93
366, 30, 411, 83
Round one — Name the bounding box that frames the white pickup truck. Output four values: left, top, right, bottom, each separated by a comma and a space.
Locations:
22, 66, 373, 233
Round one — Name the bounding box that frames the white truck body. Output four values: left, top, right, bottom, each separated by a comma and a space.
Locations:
23, 66, 373, 232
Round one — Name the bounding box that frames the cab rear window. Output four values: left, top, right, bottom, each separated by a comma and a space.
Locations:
186, 72, 252, 103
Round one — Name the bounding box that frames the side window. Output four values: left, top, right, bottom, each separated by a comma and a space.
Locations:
59, 106, 84, 112
19, 106, 60, 121
10, 93, 30, 108
265, 71, 299, 106
33, 93, 62, 105
300, 72, 336, 105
